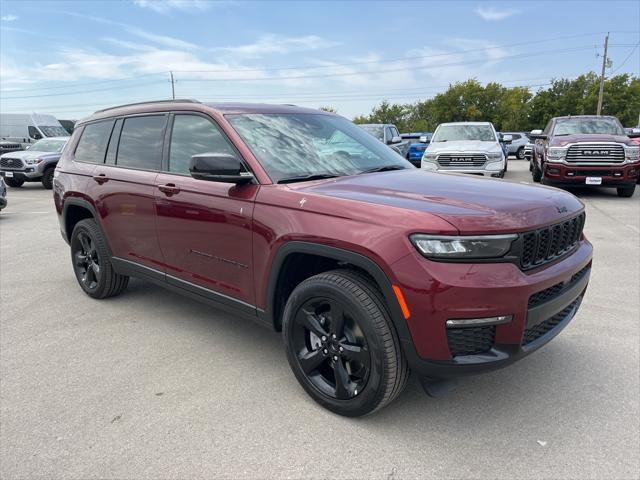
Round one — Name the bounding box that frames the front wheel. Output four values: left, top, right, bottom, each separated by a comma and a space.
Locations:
70, 219, 129, 299
532, 161, 542, 182
617, 185, 636, 197
5, 177, 24, 188
41, 167, 55, 189
517, 147, 525, 159
282, 270, 409, 417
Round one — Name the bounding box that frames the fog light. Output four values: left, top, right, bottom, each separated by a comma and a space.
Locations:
567, 171, 575, 176
446, 315, 513, 329
629, 169, 638, 177
548, 168, 560, 175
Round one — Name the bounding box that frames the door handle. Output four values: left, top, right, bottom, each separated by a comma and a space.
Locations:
158, 183, 180, 196
92, 173, 109, 184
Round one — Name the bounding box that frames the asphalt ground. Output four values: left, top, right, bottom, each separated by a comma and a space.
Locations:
1, 159, 638, 479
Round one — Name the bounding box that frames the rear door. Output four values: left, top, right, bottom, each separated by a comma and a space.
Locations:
88, 114, 167, 271
154, 112, 258, 308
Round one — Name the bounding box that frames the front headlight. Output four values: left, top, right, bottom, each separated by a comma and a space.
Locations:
25, 158, 43, 165
625, 146, 639, 161
423, 153, 437, 161
410, 234, 517, 259
486, 152, 502, 161
546, 147, 567, 162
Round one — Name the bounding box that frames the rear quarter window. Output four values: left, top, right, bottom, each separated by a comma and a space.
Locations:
74, 120, 115, 164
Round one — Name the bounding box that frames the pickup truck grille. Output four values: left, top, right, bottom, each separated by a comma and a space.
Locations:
437, 154, 487, 168
565, 143, 625, 164
520, 213, 585, 270
0, 157, 25, 170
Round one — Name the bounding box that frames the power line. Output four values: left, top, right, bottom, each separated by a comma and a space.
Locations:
610, 43, 640, 74
0, 31, 631, 94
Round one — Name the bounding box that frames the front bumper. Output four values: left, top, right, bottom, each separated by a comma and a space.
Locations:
543, 162, 639, 187
390, 239, 593, 378
0, 168, 42, 180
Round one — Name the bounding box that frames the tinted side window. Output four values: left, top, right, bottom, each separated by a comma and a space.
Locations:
75, 120, 115, 164
512, 134, 521, 140
168, 115, 236, 174
116, 115, 166, 170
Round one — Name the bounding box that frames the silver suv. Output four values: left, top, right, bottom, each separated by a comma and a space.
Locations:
0, 137, 68, 189
503, 132, 530, 159
421, 122, 508, 178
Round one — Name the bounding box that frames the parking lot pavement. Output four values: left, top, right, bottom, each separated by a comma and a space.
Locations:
0, 160, 638, 480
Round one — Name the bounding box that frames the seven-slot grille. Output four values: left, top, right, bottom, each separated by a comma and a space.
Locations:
437, 153, 487, 168
0, 157, 24, 169
565, 143, 625, 164
520, 213, 585, 269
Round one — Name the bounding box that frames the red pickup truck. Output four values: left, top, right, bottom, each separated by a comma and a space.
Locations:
54, 101, 592, 416
530, 115, 640, 197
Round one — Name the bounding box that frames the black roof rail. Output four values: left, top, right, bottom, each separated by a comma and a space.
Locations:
94, 99, 200, 114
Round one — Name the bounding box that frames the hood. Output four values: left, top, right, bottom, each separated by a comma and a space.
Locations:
426, 140, 501, 154
550, 133, 634, 147
294, 170, 584, 234
0, 150, 60, 160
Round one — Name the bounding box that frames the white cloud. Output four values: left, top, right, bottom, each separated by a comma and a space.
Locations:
132, 0, 218, 14
216, 34, 340, 57
475, 6, 519, 21
1, 14, 18, 22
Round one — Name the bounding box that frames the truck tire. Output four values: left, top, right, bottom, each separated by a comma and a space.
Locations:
532, 161, 542, 182
5, 177, 24, 188
70, 219, 129, 299
617, 185, 636, 197
282, 269, 409, 417
41, 167, 55, 190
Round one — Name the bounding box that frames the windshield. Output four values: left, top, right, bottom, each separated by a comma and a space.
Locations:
359, 125, 384, 141
553, 118, 625, 136
38, 125, 70, 137
29, 139, 67, 152
432, 124, 496, 142
226, 114, 411, 183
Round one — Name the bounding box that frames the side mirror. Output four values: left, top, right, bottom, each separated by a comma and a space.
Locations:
189, 153, 254, 184
627, 128, 640, 138
419, 135, 428, 143
390, 135, 402, 144
529, 129, 547, 140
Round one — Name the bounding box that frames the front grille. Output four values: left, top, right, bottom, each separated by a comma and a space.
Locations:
0, 157, 24, 169
528, 265, 590, 309
0, 143, 21, 152
520, 213, 585, 270
522, 298, 580, 345
566, 143, 625, 164
437, 153, 487, 168
447, 325, 495, 357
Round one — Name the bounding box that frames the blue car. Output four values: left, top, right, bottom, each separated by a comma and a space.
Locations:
401, 132, 432, 167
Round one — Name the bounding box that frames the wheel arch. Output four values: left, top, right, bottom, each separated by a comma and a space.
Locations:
62, 198, 113, 255
262, 241, 414, 348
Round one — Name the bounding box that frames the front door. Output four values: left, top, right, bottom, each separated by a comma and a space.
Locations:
154, 113, 258, 307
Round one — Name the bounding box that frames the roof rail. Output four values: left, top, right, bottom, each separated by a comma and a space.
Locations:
94, 99, 200, 114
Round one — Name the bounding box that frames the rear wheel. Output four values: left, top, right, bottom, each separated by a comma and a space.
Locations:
283, 270, 409, 417
617, 185, 636, 197
70, 219, 129, 299
41, 167, 55, 189
5, 177, 24, 188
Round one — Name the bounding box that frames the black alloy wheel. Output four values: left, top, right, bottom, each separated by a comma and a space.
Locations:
291, 297, 371, 400
283, 270, 409, 416
73, 231, 101, 291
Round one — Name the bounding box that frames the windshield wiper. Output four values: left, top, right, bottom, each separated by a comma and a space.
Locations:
359, 165, 408, 175
277, 173, 341, 184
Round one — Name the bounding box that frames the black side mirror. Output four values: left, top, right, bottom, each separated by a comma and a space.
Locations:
189, 153, 254, 184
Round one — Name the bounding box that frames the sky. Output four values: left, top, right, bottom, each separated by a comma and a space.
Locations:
0, 0, 639, 120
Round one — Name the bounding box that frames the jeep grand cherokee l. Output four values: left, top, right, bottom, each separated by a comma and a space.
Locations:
54, 100, 592, 417
530, 115, 639, 197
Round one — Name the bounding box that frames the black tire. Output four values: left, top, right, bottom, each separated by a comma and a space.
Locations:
41, 167, 55, 189
529, 160, 533, 171
517, 147, 525, 159
617, 185, 636, 197
532, 161, 542, 182
5, 177, 24, 188
282, 269, 409, 417
70, 219, 129, 299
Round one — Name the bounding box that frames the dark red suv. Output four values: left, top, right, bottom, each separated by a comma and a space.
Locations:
54, 100, 593, 416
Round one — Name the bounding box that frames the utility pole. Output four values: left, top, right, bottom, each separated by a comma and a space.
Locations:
597, 33, 609, 116
169, 71, 176, 100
